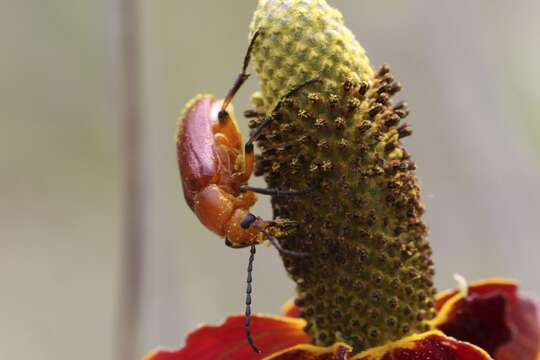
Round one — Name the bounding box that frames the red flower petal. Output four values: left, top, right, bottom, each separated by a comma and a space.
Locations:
281, 298, 301, 318
435, 290, 512, 354
435, 279, 517, 312
433, 278, 540, 360
144, 314, 310, 360
266, 343, 352, 360
264, 331, 490, 360
497, 296, 540, 360
352, 331, 491, 360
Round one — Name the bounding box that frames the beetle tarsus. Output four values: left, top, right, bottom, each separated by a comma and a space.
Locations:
239, 185, 311, 197
256, 224, 308, 257
267, 218, 298, 227
245, 245, 262, 353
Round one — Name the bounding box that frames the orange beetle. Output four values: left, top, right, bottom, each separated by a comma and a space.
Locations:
176, 31, 314, 255
177, 93, 319, 252
176, 31, 317, 353
177, 94, 261, 248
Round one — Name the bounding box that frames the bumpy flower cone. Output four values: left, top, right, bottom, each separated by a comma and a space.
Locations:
248, 0, 433, 350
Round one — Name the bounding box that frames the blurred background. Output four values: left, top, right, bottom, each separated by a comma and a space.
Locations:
2, 1, 539, 359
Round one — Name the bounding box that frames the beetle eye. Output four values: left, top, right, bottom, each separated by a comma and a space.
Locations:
240, 213, 257, 229
218, 109, 229, 124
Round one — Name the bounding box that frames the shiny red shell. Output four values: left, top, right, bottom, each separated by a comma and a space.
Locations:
177, 95, 242, 209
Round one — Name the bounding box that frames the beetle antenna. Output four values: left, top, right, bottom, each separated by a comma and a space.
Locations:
245, 245, 261, 353
219, 29, 263, 123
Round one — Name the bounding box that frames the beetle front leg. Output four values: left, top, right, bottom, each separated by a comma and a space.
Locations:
240, 214, 307, 257
244, 77, 323, 147
239, 185, 311, 197
239, 77, 323, 181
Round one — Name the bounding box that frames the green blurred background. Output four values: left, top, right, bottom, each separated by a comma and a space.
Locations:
2, 1, 539, 359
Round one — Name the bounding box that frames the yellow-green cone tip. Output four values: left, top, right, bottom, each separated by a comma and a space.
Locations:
249, 0, 374, 110
248, 0, 436, 353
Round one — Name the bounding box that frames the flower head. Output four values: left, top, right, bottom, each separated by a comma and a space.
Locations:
248, 0, 433, 350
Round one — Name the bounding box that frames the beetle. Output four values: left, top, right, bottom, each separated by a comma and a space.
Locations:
177, 30, 316, 255
176, 30, 318, 353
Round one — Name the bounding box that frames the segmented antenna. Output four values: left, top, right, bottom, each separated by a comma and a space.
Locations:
245, 245, 261, 353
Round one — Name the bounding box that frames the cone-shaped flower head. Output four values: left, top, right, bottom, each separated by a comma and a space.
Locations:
248, 0, 435, 352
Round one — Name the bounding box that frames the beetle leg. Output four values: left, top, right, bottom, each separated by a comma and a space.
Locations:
239, 185, 311, 197
240, 213, 307, 257
245, 117, 272, 148
267, 218, 298, 227
257, 225, 308, 257
218, 30, 263, 124
275, 77, 322, 110
245, 77, 323, 147
242, 142, 255, 180
240, 78, 322, 180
